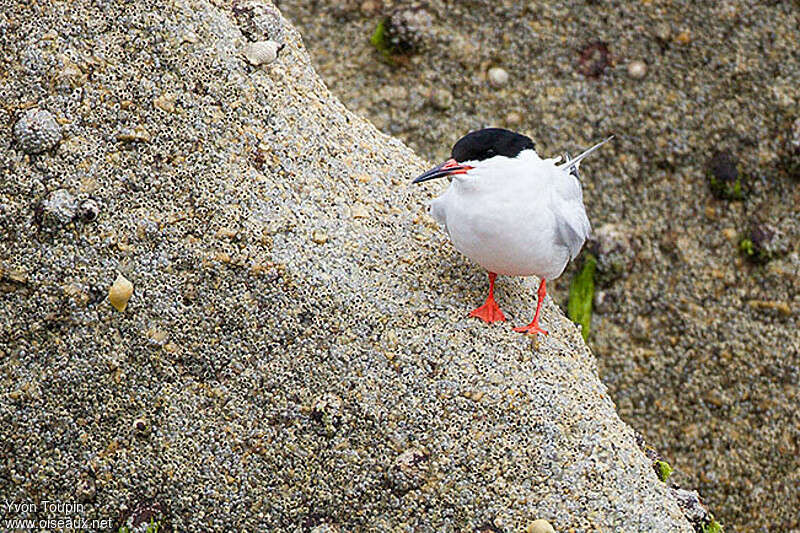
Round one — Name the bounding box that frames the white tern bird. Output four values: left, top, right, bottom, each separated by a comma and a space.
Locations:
413, 128, 612, 335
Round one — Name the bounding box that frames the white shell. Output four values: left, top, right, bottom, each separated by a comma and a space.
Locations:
488, 66, 509, 87
627, 60, 648, 79
244, 40, 279, 66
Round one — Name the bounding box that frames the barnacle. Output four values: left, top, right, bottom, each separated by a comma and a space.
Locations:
13, 108, 62, 154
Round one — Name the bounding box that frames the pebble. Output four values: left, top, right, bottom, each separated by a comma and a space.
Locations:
13, 108, 62, 154
153, 92, 177, 113
526, 519, 556, 533
108, 273, 134, 312
77, 198, 101, 222
133, 417, 150, 435
627, 60, 647, 79
243, 40, 280, 66
707, 149, 743, 200
39, 189, 77, 230
488, 66, 509, 87
579, 42, 611, 78
430, 88, 454, 110
505, 111, 522, 127
116, 126, 151, 143
311, 229, 329, 244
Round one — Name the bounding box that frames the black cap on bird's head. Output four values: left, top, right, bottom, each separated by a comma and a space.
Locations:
413, 128, 536, 183
413, 128, 614, 184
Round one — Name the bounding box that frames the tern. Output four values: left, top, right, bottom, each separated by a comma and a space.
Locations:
413, 128, 612, 335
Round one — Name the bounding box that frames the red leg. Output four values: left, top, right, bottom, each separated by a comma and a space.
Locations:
514, 278, 549, 335
469, 272, 506, 323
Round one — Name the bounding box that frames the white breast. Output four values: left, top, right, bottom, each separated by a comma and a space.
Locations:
429, 150, 590, 280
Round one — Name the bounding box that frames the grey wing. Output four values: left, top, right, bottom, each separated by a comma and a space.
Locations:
552, 173, 591, 260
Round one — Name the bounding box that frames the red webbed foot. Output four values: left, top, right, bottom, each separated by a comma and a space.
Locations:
513, 321, 548, 336
469, 298, 506, 323
514, 278, 549, 335
469, 271, 506, 324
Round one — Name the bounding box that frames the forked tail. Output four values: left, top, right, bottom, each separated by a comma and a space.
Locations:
558, 135, 614, 175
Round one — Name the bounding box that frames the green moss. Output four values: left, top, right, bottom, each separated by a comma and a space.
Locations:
738, 238, 754, 256
370, 18, 393, 60
655, 460, 673, 481
739, 236, 771, 264
567, 254, 596, 341
708, 173, 744, 200
701, 518, 723, 533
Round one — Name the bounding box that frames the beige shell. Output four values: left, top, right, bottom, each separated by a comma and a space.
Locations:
526, 520, 556, 533
243, 40, 279, 66
108, 273, 134, 312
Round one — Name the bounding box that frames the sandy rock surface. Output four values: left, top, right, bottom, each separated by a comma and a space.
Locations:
276, 0, 800, 530
0, 0, 698, 530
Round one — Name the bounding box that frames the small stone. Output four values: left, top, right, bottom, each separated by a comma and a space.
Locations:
132, 417, 150, 435
579, 42, 611, 78
675, 30, 692, 45
747, 300, 792, 317
627, 60, 647, 79
310, 524, 340, 533
351, 204, 369, 218
505, 111, 522, 127
77, 478, 96, 502
153, 92, 176, 113
739, 224, 786, 264
311, 229, 328, 244
243, 40, 280, 66
526, 519, 556, 533
109, 273, 134, 312
655, 23, 672, 42
375, 4, 433, 56
388, 447, 428, 493
593, 289, 614, 314
77, 198, 101, 222
707, 149, 744, 200
360, 1, 379, 15
488, 67, 509, 87
232, 0, 284, 42
13, 108, 62, 154
39, 189, 77, 230
430, 88, 453, 110
588, 223, 633, 285
116, 125, 151, 143
311, 393, 343, 435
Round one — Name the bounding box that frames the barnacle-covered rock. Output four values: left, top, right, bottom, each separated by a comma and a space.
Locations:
38, 189, 77, 230
588, 223, 634, 285
0, 1, 696, 531
13, 108, 62, 154
707, 149, 744, 200
372, 3, 433, 57
739, 223, 787, 264
77, 198, 101, 222
780, 116, 800, 178
387, 448, 428, 493
233, 0, 284, 42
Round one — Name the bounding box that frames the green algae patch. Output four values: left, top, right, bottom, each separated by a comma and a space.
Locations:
709, 171, 744, 200
655, 460, 673, 482
702, 519, 723, 533
568, 254, 596, 341
370, 19, 393, 60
